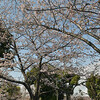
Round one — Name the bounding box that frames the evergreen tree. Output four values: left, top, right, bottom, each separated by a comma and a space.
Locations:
0, 21, 12, 58
86, 74, 100, 100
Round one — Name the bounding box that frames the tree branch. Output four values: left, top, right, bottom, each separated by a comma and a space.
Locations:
40, 24, 100, 54
27, 6, 99, 15
0, 75, 25, 85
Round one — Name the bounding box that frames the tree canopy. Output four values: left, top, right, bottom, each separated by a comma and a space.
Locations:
0, 0, 99, 100
86, 74, 100, 100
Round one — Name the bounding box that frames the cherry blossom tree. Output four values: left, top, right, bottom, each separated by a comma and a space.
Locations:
0, 17, 80, 100
25, 0, 100, 54
0, 0, 100, 100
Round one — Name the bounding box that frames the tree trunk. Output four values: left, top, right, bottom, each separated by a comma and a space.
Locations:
34, 95, 39, 100
24, 84, 35, 100
34, 57, 43, 100
66, 95, 71, 100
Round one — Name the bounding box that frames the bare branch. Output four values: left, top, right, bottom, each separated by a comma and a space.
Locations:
0, 75, 25, 85
40, 24, 100, 54
27, 6, 99, 15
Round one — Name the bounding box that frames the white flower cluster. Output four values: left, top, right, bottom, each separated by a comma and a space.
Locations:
0, 53, 15, 68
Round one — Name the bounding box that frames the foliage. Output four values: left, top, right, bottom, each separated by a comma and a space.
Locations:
0, 81, 21, 100
70, 75, 80, 85
0, 21, 12, 58
27, 66, 80, 100
40, 85, 56, 100
6, 84, 20, 97
27, 66, 39, 85
86, 74, 100, 100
